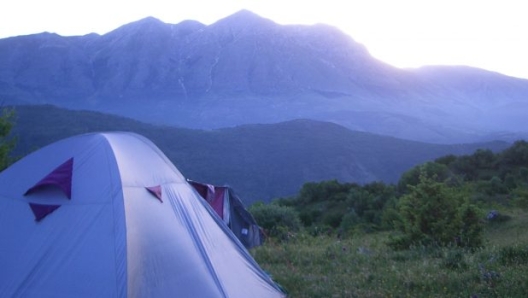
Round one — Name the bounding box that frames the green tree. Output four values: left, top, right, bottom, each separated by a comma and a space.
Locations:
297, 180, 351, 204
457, 203, 483, 248
449, 149, 497, 181
0, 108, 16, 171
500, 140, 528, 167
512, 188, 528, 211
398, 162, 451, 194
342, 182, 396, 231
390, 170, 483, 249
295, 180, 354, 227
249, 202, 302, 240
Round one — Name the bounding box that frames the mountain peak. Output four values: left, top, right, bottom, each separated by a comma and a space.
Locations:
230, 9, 262, 19
107, 16, 168, 36
213, 9, 275, 28
136, 16, 164, 24
127, 16, 167, 30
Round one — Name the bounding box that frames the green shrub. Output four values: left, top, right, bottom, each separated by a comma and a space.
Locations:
513, 188, 528, 210
389, 170, 484, 249
321, 209, 344, 228
0, 108, 16, 171
306, 224, 334, 237
498, 246, 528, 265
380, 198, 401, 230
398, 162, 451, 194
458, 203, 484, 248
442, 248, 468, 270
338, 210, 360, 232
249, 202, 302, 240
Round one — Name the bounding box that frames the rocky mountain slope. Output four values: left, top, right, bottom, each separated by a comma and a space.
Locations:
1, 10, 528, 143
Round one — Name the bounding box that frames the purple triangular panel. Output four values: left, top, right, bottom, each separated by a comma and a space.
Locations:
29, 203, 61, 222
24, 158, 74, 199
146, 186, 163, 203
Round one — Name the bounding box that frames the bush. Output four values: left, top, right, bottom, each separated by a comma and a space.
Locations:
398, 162, 451, 194
457, 203, 484, 248
338, 210, 360, 231
249, 202, 302, 240
513, 188, 528, 210
389, 171, 484, 249
498, 246, 528, 265
306, 224, 334, 237
0, 108, 16, 171
380, 198, 401, 230
442, 249, 468, 270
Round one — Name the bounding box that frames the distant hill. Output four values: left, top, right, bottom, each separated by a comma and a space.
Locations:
9, 105, 510, 203
1, 10, 528, 143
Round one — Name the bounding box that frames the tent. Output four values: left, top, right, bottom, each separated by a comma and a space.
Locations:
0, 132, 285, 298
188, 180, 263, 249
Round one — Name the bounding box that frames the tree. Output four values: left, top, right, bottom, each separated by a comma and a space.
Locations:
457, 203, 483, 248
389, 170, 483, 249
398, 162, 451, 194
343, 182, 396, 230
0, 108, 15, 171
295, 180, 354, 227
500, 140, 528, 167
249, 202, 302, 240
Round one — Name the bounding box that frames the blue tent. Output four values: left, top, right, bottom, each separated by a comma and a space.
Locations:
0, 132, 284, 297
189, 180, 264, 249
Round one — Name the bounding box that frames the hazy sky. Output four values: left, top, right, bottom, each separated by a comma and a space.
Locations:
2, 0, 527, 79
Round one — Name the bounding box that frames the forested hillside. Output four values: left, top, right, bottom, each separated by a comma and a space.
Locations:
251, 141, 528, 297
9, 105, 510, 202
262, 140, 528, 236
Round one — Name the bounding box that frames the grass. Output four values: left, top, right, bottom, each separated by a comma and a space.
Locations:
252, 210, 528, 297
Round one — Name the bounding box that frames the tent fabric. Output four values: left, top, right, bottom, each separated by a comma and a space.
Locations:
28, 203, 61, 222
0, 132, 284, 298
24, 157, 74, 199
189, 181, 264, 249
190, 181, 226, 220
145, 185, 163, 202
24, 157, 75, 221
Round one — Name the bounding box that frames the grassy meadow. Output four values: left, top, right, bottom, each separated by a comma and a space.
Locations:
252, 209, 528, 297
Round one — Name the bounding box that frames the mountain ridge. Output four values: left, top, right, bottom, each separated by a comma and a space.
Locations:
1, 10, 528, 143
9, 105, 510, 202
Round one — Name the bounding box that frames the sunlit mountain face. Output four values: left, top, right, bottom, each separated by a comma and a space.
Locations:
1, 10, 528, 144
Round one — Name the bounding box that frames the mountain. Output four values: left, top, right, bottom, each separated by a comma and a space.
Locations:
1, 10, 528, 143
9, 105, 510, 203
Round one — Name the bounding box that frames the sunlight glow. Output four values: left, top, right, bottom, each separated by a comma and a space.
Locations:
1, 0, 527, 79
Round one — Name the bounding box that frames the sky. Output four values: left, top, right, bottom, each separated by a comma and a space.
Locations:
1, 0, 527, 79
